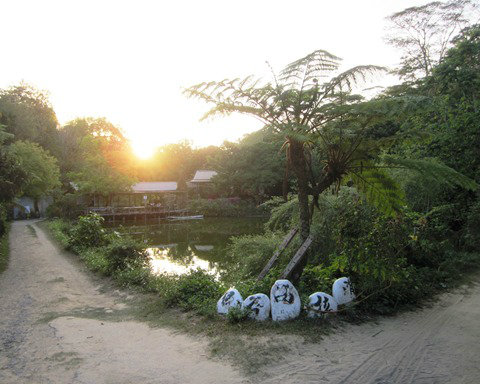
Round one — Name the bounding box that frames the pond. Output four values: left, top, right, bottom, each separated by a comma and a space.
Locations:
112, 217, 266, 277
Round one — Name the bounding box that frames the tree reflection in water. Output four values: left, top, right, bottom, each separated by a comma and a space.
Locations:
113, 217, 266, 277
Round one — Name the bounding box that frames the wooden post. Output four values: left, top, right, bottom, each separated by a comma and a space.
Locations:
257, 228, 298, 281
280, 234, 314, 280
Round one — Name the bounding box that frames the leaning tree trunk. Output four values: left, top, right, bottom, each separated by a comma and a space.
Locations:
286, 139, 336, 284
287, 139, 312, 284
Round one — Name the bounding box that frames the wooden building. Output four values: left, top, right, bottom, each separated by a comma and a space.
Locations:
188, 170, 217, 196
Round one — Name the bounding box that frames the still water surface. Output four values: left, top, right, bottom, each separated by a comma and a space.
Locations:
114, 217, 266, 277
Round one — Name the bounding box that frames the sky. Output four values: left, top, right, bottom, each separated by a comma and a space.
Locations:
0, 0, 432, 158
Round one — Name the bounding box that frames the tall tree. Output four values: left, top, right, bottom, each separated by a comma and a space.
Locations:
0, 125, 26, 204
67, 135, 134, 202
386, 0, 479, 80
10, 140, 60, 213
58, 117, 134, 176
208, 129, 285, 200
185, 49, 477, 282
0, 83, 60, 156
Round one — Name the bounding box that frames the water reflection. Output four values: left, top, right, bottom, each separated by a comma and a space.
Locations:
113, 217, 266, 277
147, 246, 220, 277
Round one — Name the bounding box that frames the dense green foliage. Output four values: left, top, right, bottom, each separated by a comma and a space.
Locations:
208, 130, 286, 199
0, 222, 9, 275
188, 198, 267, 217
10, 141, 60, 205
226, 188, 480, 315
67, 213, 109, 250
185, 29, 478, 283
0, 84, 59, 156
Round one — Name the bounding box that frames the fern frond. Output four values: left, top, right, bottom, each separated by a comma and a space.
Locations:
324, 65, 387, 95
382, 155, 478, 191
279, 50, 341, 87
349, 167, 406, 216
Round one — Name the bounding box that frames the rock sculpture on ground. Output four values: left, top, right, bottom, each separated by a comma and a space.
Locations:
217, 288, 243, 315
270, 279, 301, 321
243, 293, 271, 321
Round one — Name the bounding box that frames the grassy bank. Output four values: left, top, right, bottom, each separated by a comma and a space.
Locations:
0, 223, 10, 275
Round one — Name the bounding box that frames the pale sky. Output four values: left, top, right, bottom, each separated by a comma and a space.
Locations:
0, 0, 432, 157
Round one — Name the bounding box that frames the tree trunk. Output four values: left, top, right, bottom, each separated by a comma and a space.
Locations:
288, 139, 311, 284
282, 165, 289, 202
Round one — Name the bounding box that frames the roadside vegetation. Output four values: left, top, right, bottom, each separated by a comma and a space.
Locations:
0, 222, 9, 275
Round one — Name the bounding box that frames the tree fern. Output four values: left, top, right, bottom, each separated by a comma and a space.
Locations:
349, 168, 406, 216
382, 155, 478, 191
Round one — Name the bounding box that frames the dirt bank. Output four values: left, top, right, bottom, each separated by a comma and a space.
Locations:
1, 219, 479, 383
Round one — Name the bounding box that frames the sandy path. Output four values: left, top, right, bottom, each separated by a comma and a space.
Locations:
1, 220, 480, 384
259, 278, 480, 383
0, 220, 246, 384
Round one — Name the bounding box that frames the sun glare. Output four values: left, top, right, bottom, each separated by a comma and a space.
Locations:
132, 140, 156, 160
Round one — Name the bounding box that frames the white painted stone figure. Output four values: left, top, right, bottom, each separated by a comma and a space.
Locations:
243, 294, 270, 321
332, 277, 355, 305
270, 279, 301, 321
217, 288, 243, 315
307, 292, 338, 318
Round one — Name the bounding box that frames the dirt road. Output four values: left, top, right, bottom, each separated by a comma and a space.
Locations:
0, 220, 246, 384
1, 220, 480, 384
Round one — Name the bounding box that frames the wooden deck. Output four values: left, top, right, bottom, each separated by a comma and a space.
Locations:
84, 206, 188, 222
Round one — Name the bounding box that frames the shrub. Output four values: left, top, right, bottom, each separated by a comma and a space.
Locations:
113, 265, 152, 288
0, 203, 7, 237
46, 219, 72, 248
164, 269, 224, 315
68, 213, 108, 250
0, 220, 9, 274
47, 193, 84, 219
79, 248, 110, 275
224, 232, 285, 281
226, 306, 250, 323
104, 236, 149, 274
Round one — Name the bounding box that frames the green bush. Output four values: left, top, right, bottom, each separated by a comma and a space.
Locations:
164, 269, 224, 315
68, 213, 108, 250
188, 198, 266, 217
464, 197, 480, 251
46, 219, 72, 249
113, 264, 152, 288
79, 248, 110, 275
226, 305, 251, 323
104, 236, 149, 274
47, 193, 84, 219
265, 197, 299, 232
225, 232, 285, 281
